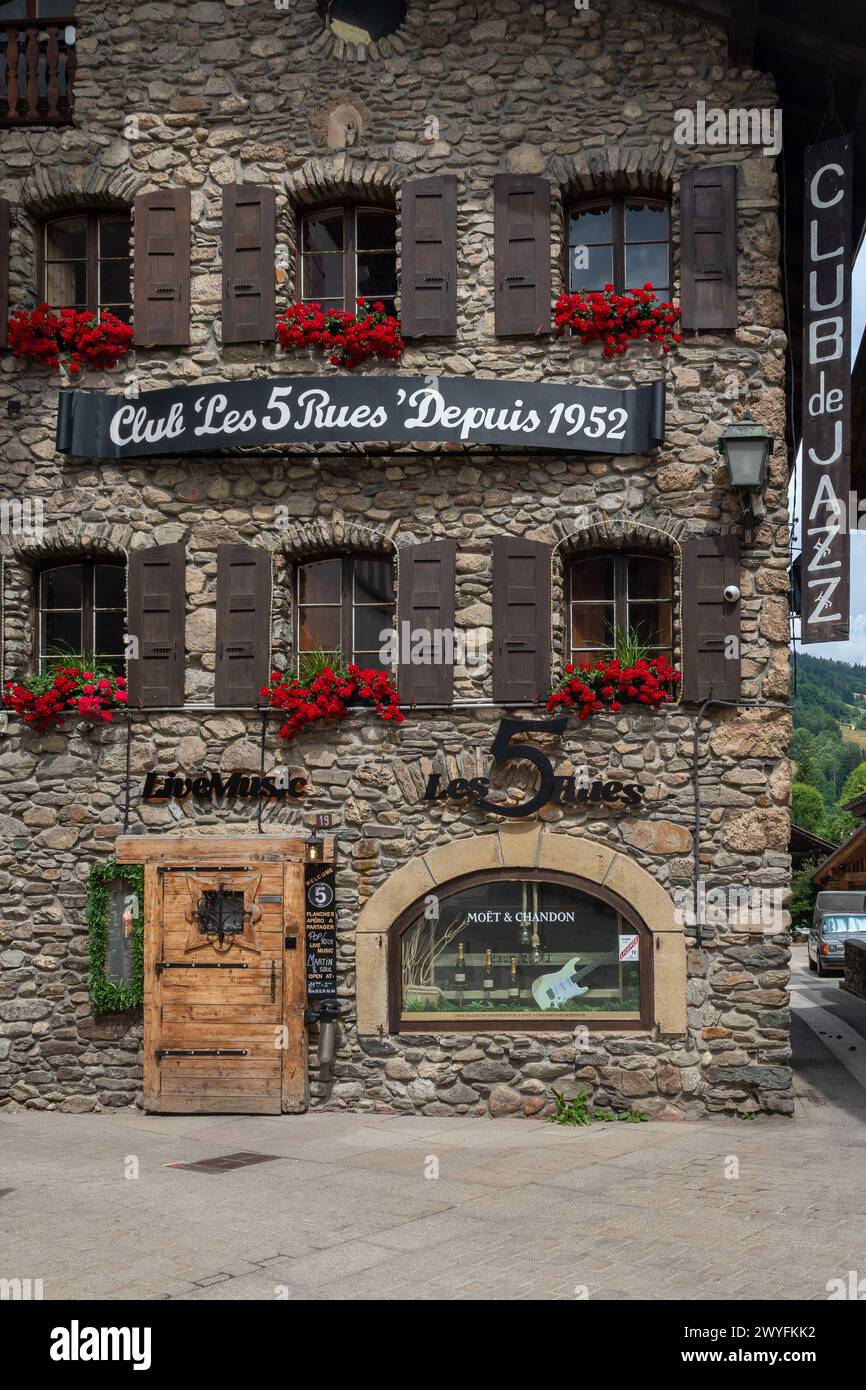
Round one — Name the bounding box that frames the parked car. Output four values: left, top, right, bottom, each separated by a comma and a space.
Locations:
809, 892, 866, 975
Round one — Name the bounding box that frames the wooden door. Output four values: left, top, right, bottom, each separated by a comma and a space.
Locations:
142, 858, 306, 1114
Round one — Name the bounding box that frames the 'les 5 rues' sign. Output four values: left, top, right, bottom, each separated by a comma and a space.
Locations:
801, 135, 852, 644
422, 718, 644, 819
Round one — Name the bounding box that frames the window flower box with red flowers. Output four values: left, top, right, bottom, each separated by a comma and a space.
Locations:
546, 631, 680, 724
7, 305, 134, 377
554, 282, 682, 357
261, 659, 404, 741
276, 298, 405, 370
3, 662, 129, 734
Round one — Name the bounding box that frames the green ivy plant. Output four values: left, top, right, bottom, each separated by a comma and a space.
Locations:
87, 860, 144, 1013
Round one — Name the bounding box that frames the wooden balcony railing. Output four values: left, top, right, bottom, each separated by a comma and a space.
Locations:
0, 19, 76, 127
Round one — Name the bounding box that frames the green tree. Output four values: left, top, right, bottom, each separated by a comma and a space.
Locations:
791, 782, 828, 837
839, 760, 866, 805
795, 739, 815, 785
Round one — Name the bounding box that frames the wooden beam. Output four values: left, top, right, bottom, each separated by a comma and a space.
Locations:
757, 16, 866, 80
115, 834, 335, 864
728, 0, 759, 68
643, 1, 866, 78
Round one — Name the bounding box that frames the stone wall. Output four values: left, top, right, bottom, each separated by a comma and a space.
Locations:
843, 939, 866, 1002
0, 0, 792, 1116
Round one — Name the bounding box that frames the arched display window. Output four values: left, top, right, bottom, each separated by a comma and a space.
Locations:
391, 869, 651, 1030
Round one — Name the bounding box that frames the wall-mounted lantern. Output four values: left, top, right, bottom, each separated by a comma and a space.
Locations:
305, 831, 324, 863
718, 415, 774, 520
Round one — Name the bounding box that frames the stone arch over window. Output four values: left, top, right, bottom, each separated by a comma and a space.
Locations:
285, 159, 400, 307
285, 156, 401, 211
0, 521, 179, 687
10, 166, 143, 323
549, 149, 676, 205
548, 151, 675, 299
20, 164, 146, 220
273, 514, 400, 675
36, 207, 131, 321
550, 517, 684, 692
355, 827, 686, 1037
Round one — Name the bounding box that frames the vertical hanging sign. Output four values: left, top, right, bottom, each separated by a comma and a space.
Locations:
304, 861, 337, 999
801, 135, 852, 644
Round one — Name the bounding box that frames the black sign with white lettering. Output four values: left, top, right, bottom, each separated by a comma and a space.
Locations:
56, 374, 665, 458
305, 861, 337, 1000
801, 135, 852, 644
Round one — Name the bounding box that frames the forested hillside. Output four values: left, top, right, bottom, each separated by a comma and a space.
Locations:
792, 653, 866, 844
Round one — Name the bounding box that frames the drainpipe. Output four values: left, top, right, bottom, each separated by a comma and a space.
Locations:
691, 697, 794, 947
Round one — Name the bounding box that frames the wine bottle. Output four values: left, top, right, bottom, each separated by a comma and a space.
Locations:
454, 942, 467, 986
508, 956, 519, 998
483, 948, 494, 991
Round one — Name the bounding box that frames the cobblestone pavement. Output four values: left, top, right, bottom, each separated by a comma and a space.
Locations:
2, 955, 865, 1301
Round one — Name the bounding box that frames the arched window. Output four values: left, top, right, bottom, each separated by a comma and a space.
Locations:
299, 205, 397, 315
318, 1, 407, 44
567, 194, 671, 299
394, 870, 649, 1028
36, 558, 126, 673
568, 549, 673, 666
38, 210, 131, 321
295, 552, 395, 672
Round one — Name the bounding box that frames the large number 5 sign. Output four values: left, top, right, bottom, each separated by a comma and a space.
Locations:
475, 717, 568, 819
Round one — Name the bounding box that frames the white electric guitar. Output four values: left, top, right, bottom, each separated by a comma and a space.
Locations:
531, 953, 617, 1009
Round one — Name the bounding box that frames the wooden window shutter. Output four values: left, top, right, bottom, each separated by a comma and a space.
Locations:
221, 183, 276, 344
0, 198, 9, 348
215, 543, 271, 706
681, 534, 741, 701
127, 543, 186, 707
400, 176, 457, 337
397, 540, 456, 706
133, 188, 191, 346
492, 537, 551, 702
680, 165, 738, 330
494, 174, 550, 337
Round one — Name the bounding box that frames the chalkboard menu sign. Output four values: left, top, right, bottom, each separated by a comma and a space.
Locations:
305, 861, 337, 999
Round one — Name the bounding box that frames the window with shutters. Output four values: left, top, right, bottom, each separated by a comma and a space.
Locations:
494, 174, 551, 337
133, 188, 190, 347
38, 211, 131, 321
295, 553, 395, 672
299, 205, 397, 315
222, 184, 275, 344
215, 543, 271, 706
401, 176, 457, 338
35, 558, 126, 673
567, 550, 674, 665
567, 195, 670, 298
679, 166, 738, 331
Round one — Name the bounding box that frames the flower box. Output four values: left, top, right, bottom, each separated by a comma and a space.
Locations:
276, 297, 404, 370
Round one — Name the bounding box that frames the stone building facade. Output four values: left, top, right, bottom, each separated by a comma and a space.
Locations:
0, 0, 793, 1118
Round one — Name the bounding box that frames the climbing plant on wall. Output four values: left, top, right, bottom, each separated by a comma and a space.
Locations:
87, 860, 144, 1013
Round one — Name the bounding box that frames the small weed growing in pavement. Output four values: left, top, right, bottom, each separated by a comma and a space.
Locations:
548, 1089, 592, 1125
548, 1092, 649, 1126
